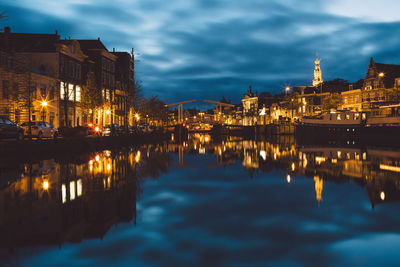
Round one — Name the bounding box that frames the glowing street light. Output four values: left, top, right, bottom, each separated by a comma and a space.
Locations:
42, 180, 49, 190
41, 100, 48, 120
379, 72, 384, 77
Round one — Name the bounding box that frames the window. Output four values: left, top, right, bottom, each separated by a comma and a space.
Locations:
49, 86, 55, 100
60, 57, 65, 74
60, 82, 65, 100
40, 85, 46, 98
337, 114, 341, 120
49, 112, 55, 126
354, 113, 359, 120
75, 85, 81, 102
12, 82, 18, 100
2, 80, 9, 99
68, 84, 74, 101
76, 64, 81, 79
345, 114, 350, 120
68, 62, 74, 77
30, 83, 37, 99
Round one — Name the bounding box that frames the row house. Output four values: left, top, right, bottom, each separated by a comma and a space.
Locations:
0, 27, 136, 128
112, 50, 135, 126
361, 57, 400, 110
78, 39, 116, 126
0, 27, 86, 127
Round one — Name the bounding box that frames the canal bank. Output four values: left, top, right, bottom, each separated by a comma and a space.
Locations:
0, 132, 170, 159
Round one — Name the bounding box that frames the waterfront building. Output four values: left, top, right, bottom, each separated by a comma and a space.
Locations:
361, 57, 400, 110
112, 50, 135, 127
242, 85, 258, 126
77, 39, 117, 126
0, 27, 86, 127
341, 89, 362, 111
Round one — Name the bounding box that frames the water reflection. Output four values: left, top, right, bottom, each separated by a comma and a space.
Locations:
0, 147, 171, 252
1, 135, 400, 264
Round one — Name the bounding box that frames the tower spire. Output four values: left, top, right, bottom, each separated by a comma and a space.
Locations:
312, 55, 323, 87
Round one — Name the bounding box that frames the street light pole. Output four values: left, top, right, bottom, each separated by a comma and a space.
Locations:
41, 100, 48, 121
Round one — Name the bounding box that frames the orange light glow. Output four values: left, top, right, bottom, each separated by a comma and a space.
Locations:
42, 180, 49, 190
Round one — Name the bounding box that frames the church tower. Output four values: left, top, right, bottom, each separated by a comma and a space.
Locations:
312, 56, 323, 87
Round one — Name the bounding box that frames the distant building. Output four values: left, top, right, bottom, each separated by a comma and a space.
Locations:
242, 85, 258, 126
312, 56, 323, 87
361, 57, 400, 110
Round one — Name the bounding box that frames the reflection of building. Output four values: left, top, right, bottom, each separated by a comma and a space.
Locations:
0, 150, 140, 249
314, 175, 323, 205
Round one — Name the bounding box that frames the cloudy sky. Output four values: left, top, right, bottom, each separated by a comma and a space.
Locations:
1, 0, 400, 104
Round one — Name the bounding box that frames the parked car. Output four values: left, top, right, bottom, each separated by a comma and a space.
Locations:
127, 125, 141, 135
101, 124, 124, 136
0, 116, 24, 140
20, 121, 58, 139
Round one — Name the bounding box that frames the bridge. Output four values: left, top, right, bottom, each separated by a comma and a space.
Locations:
165, 99, 238, 129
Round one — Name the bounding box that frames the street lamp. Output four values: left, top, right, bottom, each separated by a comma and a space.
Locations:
285, 86, 290, 95
41, 101, 47, 121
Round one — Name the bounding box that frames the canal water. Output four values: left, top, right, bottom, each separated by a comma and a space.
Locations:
1, 134, 400, 266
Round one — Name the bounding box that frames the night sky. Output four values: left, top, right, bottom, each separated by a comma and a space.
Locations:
2, 0, 400, 105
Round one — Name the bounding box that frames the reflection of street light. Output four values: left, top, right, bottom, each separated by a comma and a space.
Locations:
106, 109, 110, 115
41, 101, 48, 120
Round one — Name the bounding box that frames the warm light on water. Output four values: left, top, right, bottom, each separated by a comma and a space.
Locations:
1, 137, 400, 266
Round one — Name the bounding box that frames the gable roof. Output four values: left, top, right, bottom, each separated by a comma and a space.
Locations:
77, 40, 108, 51
0, 32, 60, 52
373, 62, 400, 88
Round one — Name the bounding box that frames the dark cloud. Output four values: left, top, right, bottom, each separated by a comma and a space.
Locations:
1, 0, 400, 104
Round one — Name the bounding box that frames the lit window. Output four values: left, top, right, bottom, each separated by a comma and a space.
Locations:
62, 184, 67, 203
345, 114, 350, 120
68, 84, 74, 101
337, 114, 341, 120
354, 113, 359, 120
70, 181, 76, 200
60, 82, 65, 100
76, 86, 81, 102
77, 179, 82, 197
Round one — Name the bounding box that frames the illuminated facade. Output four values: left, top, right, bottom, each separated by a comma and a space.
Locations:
312, 56, 323, 87
242, 86, 258, 126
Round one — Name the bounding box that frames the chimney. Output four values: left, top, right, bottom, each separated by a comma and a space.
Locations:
55, 29, 58, 35
4, 26, 10, 33
113, 48, 115, 52
98, 37, 100, 41
68, 36, 71, 40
